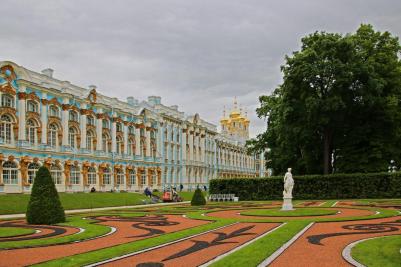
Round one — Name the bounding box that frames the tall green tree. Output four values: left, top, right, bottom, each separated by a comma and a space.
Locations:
248, 24, 401, 175
26, 166, 65, 224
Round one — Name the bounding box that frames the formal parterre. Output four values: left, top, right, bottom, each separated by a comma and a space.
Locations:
0, 61, 265, 193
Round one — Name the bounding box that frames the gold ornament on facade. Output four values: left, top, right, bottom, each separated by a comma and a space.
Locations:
20, 156, 32, 186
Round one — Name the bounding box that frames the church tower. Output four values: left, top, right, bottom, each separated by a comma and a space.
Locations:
220, 97, 250, 141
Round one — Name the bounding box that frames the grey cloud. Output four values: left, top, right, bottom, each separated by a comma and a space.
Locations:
0, 0, 400, 137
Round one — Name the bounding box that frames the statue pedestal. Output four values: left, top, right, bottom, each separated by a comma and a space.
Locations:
281, 197, 294, 211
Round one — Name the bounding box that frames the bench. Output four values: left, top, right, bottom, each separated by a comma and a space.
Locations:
208, 194, 238, 202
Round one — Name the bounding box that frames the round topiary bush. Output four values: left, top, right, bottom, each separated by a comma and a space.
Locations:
191, 188, 206, 206
26, 166, 65, 224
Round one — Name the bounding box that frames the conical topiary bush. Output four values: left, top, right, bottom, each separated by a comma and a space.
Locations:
26, 166, 65, 224
191, 188, 206, 206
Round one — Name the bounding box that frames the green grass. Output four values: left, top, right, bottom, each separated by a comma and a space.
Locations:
240, 208, 338, 217
0, 216, 110, 249
35, 220, 234, 267
352, 235, 401, 267
0, 191, 195, 215
210, 221, 310, 267
0, 227, 35, 237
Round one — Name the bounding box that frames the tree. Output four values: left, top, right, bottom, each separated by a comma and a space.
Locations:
26, 166, 65, 224
191, 188, 206, 206
248, 24, 401, 175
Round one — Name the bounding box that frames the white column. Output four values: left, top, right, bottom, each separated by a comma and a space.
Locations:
146, 128, 151, 157
18, 87, 26, 141
111, 118, 116, 153
40, 93, 47, 144
61, 98, 69, 146
181, 130, 186, 161
135, 127, 141, 156
123, 122, 128, 155
200, 136, 205, 163
189, 132, 194, 161
96, 109, 102, 151
80, 103, 87, 149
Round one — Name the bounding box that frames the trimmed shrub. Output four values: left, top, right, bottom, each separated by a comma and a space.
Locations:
191, 188, 206, 206
209, 172, 401, 200
26, 166, 65, 224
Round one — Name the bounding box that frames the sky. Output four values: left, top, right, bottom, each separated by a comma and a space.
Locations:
1, 0, 400, 137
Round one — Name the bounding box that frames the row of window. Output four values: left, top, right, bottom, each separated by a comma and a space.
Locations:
1, 161, 157, 186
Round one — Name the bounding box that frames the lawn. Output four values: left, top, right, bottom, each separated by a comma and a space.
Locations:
0, 227, 35, 238
0, 191, 194, 215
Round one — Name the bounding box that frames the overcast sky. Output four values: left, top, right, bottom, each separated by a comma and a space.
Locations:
1, 0, 400, 137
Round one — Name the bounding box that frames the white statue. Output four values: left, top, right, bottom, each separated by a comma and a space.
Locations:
283, 168, 294, 198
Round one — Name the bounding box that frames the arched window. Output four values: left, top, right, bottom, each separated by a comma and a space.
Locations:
28, 162, 40, 184
1, 94, 14, 107
103, 168, 111, 184
70, 165, 80, 184
102, 119, 109, 129
68, 127, 77, 149
128, 138, 135, 156
50, 164, 62, 184
140, 140, 146, 156
87, 116, 94, 126
152, 172, 157, 185
26, 119, 37, 145
151, 142, 157, 158
86, 130, 95, 152
116, 122, 122, 132
88, 166, 96, 184
49, 105, 59, 117
0, 115, 13, 144
27, 100, 38, 112
116, 169, 124, 185
102, 133, 111, 153
129, 169, 136, 185
128, 126, 135, 135
3, 160, 18, 184
69, 110, 78, 122
116, 136, 123, 155
48, 123, 58, 148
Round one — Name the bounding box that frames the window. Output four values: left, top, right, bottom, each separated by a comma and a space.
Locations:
128, 138, 135, 156
26, 119, 37, 145
86, 131, 94, 151
140, 140, 146, 156
141, 171, 146, 186
116, 136, 123, 155
152, 143, 157, 158
129, 169, 136, 185
27, 162, 40, 184
103, 168, 111, 184
68, 127, 77, 149
3, 161, 18, 184
48, 123, 58, 148
49, 106, 59, 117
0, 115, 13, 144
88, 167, 96, 184
70, 165, 80, 184
27, 100, 38, 112
152, 173, 157, 185
50, 164, 62, 184
116, 123, 122, 132
116, 169, 124, 185
102, 119, 109, 129
102, 134, 110, 152
1, 94, 14, 107
69, 110, 78, 122
128, 126, 135, 135
87, 116, 94, 126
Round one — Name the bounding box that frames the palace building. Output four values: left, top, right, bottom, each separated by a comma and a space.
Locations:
0, 61, 265, 193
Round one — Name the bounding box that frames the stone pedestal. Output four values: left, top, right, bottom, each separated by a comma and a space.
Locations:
281, 197, 294, 211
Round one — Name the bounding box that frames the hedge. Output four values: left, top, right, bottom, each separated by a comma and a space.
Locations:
209, 172, 401, 200
191, 188, 206, 206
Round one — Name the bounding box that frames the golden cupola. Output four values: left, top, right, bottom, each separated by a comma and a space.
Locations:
220, 97, 250, 141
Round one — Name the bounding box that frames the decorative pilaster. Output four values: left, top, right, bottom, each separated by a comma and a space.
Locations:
145, 127, 151, 157
96, 110, 103, 151
61, 98, 69, 146
40, 93, 48, 144
111, 115, 117, 153
17, 89, 26, 143
135, 127, 141, 156
80, 103, 87, 149
123, 122, 128, 155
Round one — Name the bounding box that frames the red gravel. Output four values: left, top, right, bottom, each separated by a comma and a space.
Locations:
100, 222, 280, 267
0, 215, 208, 267
269, 216, 401, 267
